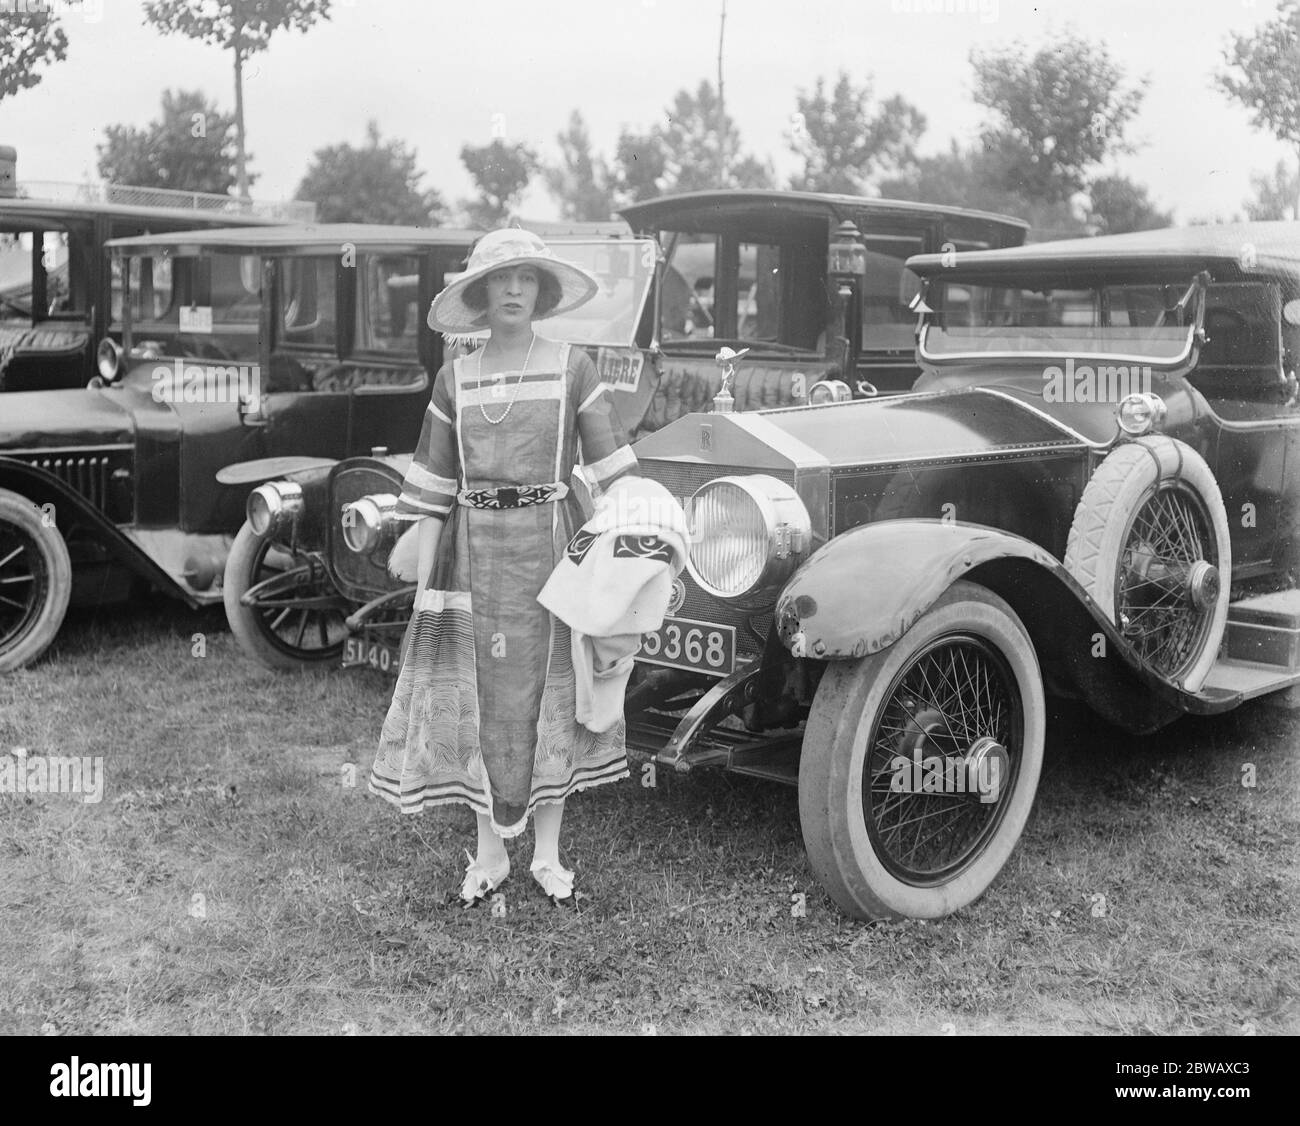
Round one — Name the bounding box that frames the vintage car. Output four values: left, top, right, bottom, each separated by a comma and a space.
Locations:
0, 222, 482, 671
304, 220, 1300, 922
216, 230, 657, 669
0, 147, 305, 392
618, 189, 1027, 432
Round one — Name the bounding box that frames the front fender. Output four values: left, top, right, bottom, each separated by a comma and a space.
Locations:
775, 520, 1062, 659
773, 520, 1233, 733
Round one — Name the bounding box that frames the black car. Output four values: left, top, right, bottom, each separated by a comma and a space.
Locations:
0, 222, 478, 671
0, 152, 301, 392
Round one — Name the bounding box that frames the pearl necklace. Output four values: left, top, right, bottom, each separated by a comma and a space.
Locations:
477, 332, 536, 426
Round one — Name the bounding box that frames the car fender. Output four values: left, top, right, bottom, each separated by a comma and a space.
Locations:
0, 457, 192, 604
773, 519, 1232, 733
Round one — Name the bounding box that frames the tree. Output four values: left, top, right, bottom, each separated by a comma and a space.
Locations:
609, 128, 669, 205
1216, 2, 1300, 217
1085, 174, 1173, 235
544, 111, 616, 222
0, 8, 68, 103
296, 121, 445, 225
659, 81, 773, 192
460, 140, 538, 229
1243, 160, 1300, 221
971, 30, 1147, 205
96, 90, 246, 195
143, 0, 333, 199
877, 143, 1085, 239
788, 72, 926, 194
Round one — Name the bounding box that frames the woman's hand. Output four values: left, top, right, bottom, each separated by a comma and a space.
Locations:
415, 516, 443, 593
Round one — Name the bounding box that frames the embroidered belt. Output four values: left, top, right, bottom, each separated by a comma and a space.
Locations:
457, 481, 570, 509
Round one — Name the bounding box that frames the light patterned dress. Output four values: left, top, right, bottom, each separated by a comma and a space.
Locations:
368, 341, 639, 834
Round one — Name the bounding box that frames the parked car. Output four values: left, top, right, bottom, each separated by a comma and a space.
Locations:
306, 220, 1299, 923
0, 150, 303, 393
617, 189, 1027, 435
0, 222, 480, 671
216, 231, 657, 670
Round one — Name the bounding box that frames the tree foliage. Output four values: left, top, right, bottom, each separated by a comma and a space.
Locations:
543, 111, 616, 222
1085, 174, 1173, 235
460, 139, 539, 229
0, 9, 68, 103
1216, 2, 1300, 217
788, 72, 925, 194
96, 89, 247, 195
1243, 160, 1300, 221
658, 80, 773, 193
971, 30, 1147, 204
610, 128, 669, 206
143, 1, 334, 197
297, 121, 445, 226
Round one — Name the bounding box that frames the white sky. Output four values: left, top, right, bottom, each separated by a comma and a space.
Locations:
0, 0, 1294, 224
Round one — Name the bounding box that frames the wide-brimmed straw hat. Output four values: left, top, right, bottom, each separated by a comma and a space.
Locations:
427, 228, 599, 333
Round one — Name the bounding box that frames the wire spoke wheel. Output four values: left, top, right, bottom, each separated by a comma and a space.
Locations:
1115, 483, 1219, 681
865, 635, 1022, 885
0, 489, 72, 672
799, 581, 1045, 921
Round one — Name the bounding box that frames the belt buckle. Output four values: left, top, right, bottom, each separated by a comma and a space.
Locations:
496, 486, 520, 508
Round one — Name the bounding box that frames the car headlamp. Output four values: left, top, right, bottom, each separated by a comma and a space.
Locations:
687, 475, 811, 602
1117, 392, 1167, 436
247, 481, 304, 537
807, 379, 853, 405
341, 493, 400, 554
96, 337, 123, 382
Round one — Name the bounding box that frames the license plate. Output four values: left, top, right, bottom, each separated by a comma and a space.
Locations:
342, 636, 401, 674
637, 616, 735, 677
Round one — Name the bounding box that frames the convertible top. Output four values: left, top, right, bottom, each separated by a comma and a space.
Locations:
908, 221, 1300, 280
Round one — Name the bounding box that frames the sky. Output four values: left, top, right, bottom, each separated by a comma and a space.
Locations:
0, 0, 1295, 225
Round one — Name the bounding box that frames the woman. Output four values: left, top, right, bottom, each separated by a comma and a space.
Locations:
368, 228, 639, 905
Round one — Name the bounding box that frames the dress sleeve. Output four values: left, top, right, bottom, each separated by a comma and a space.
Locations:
571, 347, 638, 493
395, 361, 458, 520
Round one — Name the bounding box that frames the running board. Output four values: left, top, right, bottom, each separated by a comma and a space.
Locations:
626, 711, 804, 785
1200, 659, 1300, 703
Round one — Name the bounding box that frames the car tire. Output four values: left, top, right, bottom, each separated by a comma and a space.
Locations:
0, 488, 73, 673
223, 521, 348, 671
1064, 436, 1230, 692
798, 580, 1045, 921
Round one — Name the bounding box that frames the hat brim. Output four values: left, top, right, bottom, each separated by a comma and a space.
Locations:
426, 254, 599, 334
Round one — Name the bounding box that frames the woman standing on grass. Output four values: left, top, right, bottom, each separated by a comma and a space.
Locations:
368, 229, 639, 906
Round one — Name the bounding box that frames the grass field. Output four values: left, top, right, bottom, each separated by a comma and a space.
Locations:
1, 597, 1297, 1035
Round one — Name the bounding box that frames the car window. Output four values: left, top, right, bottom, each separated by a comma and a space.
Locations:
359, 254, 420, 353
859, 232, 925, 351
660, 233, 716, 341
114, 252, 261, 363
0, 229, 85, 321
1198, 282, 1279, 368
927, 278, 1198, 363
279, 256, 337, 348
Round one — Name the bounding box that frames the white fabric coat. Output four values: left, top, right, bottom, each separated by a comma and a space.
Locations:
537, 476, 689, 732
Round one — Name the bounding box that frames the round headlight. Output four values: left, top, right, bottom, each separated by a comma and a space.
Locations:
1117, 391, 1167, 436
341, 493, 399, 554
96, 337, 123, 381
687, 475, 812, 602
807, 379, 853, 405
247, 481, 304, 537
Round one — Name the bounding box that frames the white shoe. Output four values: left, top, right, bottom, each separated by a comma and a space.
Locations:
460, 850, 510, 904
530, 859, 575, 902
